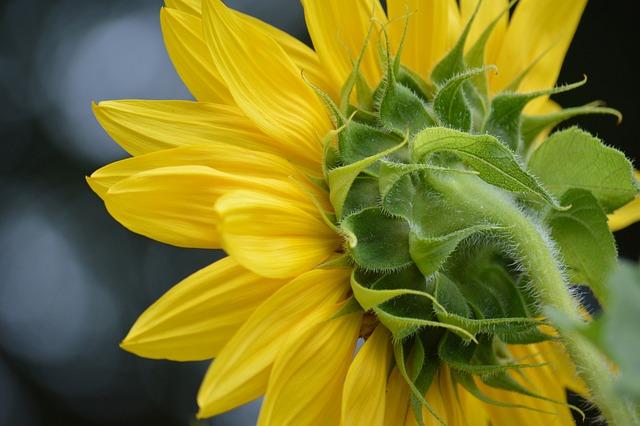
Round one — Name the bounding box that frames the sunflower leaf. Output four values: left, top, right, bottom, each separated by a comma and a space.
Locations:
546, 259, 640, 405
546, 189, 617, 304
529, 127, 638, 212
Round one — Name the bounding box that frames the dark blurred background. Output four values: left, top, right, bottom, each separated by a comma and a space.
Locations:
0, 1, 637, 425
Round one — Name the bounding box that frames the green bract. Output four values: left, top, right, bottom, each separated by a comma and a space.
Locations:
317, 8, 636, 426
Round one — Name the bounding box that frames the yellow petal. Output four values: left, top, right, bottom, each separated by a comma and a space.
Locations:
460, 0, 508, 65
197, 268, 351, 418
87, 144, 327, 211
388, 0, 457, 79
258, 311, 362, 426
609, 195, 640, 231
384, 367, 410, 426
301, 0, 386, 90
490, 0, 587, 109
201, 0, 331, 168
92, 165, 222, 248
234, 11, 337, 100
161, 7, 232, 102
120, 257, 285, 361
165, 0, 335, 99
164, 0, 200, 15
342, 325, 393, 426
92, 100, 273, 156
215, 190, 340, 279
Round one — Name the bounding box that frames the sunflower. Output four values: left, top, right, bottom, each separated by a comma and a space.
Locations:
88, 0, 640, 425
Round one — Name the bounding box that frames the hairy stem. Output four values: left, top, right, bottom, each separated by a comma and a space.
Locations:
432, 172, 636, 425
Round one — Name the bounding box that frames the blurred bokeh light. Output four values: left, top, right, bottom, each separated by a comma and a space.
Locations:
0, 0, 637, 425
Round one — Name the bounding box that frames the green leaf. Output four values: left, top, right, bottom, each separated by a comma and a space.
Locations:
483, 78, 587, 152
340, 207, 412, 271
546, 259, 640, 405
529, 127, 638, 212
521, 103, 622, 152
409, 224, 501, 277
328, 137, 407, 218
412, 127, 561, 208
433, 67, 493, 131
546, 189, 617, 304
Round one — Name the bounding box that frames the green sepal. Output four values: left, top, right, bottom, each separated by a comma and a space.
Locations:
328, 137, 406, 218
447, 250, 531, 320
343, 176, 380, 214
430, 0, 479, 86
521, 103, 622, 153
341, 207, 412, 271
412, 127, 562, 208
439, 334, 545, 378
330, 296, 364, 320
408, 338, 440, 426
397, 65, 433, 101
339, 19, 375, 113
478, 365, 581, 417
381, 172, 417, 220
528, 126, 638, 212
359, 267, 476, 341
483, 77, 587, 152
464, 0, 515, 96
316, 254, 352, 270
546, 189, 617, 305
452, 370, 554, 414
377, 79, 436, 135
378, 159, 478, 206
338, 120, 406, 168
394, 340, 445, 426
434, 275, 542, 336
409, 224, 501, 277
350, 267, 442, 311
496, 327, 554, 345
433, 66, 495, 131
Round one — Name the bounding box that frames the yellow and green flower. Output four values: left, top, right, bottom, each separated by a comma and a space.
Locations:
88, 0, 640, 424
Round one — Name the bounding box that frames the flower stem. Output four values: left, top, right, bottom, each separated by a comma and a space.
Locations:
432, 172, 636, 425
